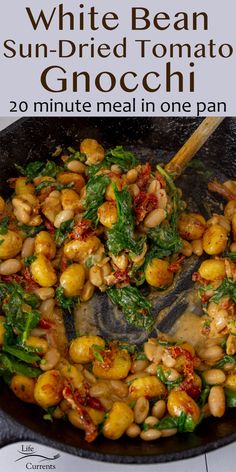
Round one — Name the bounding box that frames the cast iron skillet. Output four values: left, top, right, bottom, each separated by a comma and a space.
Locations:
0, 117, 236, 463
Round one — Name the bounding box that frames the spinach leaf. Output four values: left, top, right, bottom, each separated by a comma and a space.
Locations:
88, 146, 138, 177
55, 219, 75, 247
24, 255, 37, 267
153, 416, 178, 430
67, 147, 86, 163
156, 366, 183, 390
154, 412, 197, 433
55, 286, 79, 313
35, 180, 74, 193
3, 346, 41, 364
107, 286, 153, 330
107, 186, 146, 256
0, 217, 9, 235
0, 282, 40, 345
118, 343, 138, 354
129, 263, 146, 286
214, 355, 236, 368
226, 253, 236, 260
210, 279, 236, 304
18, 223, 46, 237
91, 344, 104, 363
0, 354, 41, 378
225, 388, 236, 408
15, 161, 44, 179
16, 160, 63, 181
83, 174, 110, 224
105, 146, 138, 172
198, 386, 210, 407
157, 339, 177, 347
146, 166, 182, 263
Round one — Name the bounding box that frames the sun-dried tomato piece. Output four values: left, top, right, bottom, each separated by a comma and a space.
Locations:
44, 218, 55, 234
112, 269, 130, 284
208, 180, 236, 201
156, 171, 167, 189
70, 219, 92, 240
133, 192, 158, 223
63, 385, 98, 443
137, 163, 151, 191
38, 319, 54, 329
22, 267, 40, 291
168, 255, 185, 273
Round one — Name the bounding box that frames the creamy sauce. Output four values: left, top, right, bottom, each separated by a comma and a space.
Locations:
74, 284, 206, 347
74, 299, 98, 336
171, 311, 205, 348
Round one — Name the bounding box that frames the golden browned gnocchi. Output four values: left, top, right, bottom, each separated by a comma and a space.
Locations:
0, 230, 23, 260
203, 224, 228, 255
80, 138, 105, 166
69, 336, 105, 364
178, 212, 206, 241
97, 201, 117, 228
93, 349, 131, 380
60, 263, 85, 297
145, 258, 174, 288
1, 138, 236, 446
10, 375, 36, 404
63, 236, 101, 263
34, 370, 64, 409
102, 402, 134, 439
35, 231, 56, 260
31, 254, 57, 287
198, 259, 226, 281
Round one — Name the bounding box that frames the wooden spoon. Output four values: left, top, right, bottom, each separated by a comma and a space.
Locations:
165, 117, 225, 178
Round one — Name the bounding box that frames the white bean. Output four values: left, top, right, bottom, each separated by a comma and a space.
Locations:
198, 345, 224, 364
90, 382, 112, 398
109, 380, 128, 398
160, 428, 177, 437
157, 189, 168, 209
148, 180, 161, 195
161, 351, 176, 368
144, 209, 167, 228
21, 237, 35, 258
208, 386, 225, 417
110, 165, 122, 174
80, 281, 95, 302
126, 423, 141, 438
129, 184, 140, 197
152, 400, 166, 419
39, 298, 56, 317
40, 348, 61, 371
140, 429, 161, 441
54, 210, 74, 229
34, 287, 55, 301
132, 360, 149, 373
191, 239, 203, 257
144, 416, 159, 427
89, 266, 103, 287
134, 397, 149, 424
144, 342, 163, 363
126, 169, 138, 183
0, 259, 22, 275
145, 363, 158, 375
203, 369, 226, 385
181, 240, 193, 257
67, 161, 86, 174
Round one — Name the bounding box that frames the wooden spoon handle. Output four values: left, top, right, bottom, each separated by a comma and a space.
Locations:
165, 117, 225, 178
